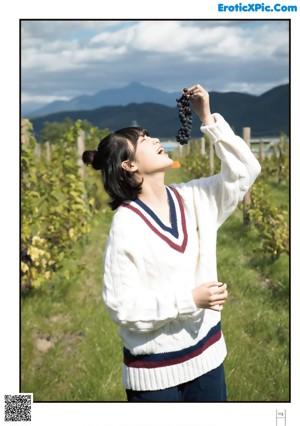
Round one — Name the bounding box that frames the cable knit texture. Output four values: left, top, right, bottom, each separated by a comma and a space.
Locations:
102, 113, 261, 391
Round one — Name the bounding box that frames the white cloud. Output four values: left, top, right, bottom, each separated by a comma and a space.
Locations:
89, 20, 288, 60
21, 20, 127, 41
90, 25, 135, 46
21, 92, 70, 103
21, 20, 289, 104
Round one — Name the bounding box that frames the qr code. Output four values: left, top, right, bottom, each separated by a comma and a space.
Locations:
4, 395, 31, 422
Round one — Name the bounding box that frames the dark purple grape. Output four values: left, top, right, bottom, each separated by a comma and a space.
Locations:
175, 90, 193, 145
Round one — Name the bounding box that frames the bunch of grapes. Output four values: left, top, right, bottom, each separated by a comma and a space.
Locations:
176, 88, 193, 145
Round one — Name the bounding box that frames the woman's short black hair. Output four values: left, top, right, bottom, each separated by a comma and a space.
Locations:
82, 127, 148, 210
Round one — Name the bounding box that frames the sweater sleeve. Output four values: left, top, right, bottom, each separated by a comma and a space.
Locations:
199, 113, 261, 228
102, 228, 198, 333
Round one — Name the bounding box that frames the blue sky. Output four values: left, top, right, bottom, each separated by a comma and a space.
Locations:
21, 20, 289, 110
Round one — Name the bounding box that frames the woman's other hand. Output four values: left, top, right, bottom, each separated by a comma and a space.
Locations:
192, 281, 228, 311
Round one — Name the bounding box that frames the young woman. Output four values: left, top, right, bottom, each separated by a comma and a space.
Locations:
82, 84, 261, 402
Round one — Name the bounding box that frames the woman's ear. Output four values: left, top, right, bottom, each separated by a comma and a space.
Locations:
121, 160, 138, 172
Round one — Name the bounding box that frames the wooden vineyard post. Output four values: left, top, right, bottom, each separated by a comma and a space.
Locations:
21, 119, 30, 146
34, 143, 41, 159
44, 141, 51, 163
278, 133, 287, 184
200, 137, 206, 156
259, 138, 265, 162
243, 127, 251, 225
77, 129, 85, 179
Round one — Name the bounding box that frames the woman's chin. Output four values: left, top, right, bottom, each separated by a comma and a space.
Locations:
166, 157, 174, 168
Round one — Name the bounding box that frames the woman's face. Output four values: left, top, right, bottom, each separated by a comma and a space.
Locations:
132, 135, 173, 176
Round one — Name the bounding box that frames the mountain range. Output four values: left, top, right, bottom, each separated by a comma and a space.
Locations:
25, 82, 289, 139
23, 82, 178, 117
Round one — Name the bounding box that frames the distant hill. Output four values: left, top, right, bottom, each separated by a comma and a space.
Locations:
24, 82, 178, 117
28, 84, 289, 139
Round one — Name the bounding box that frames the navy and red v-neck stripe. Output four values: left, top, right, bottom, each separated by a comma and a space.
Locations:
122, 186, 188, 253
123, 322, 221, 369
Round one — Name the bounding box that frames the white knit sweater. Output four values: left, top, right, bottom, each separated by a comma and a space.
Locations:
102, 113, 261, 391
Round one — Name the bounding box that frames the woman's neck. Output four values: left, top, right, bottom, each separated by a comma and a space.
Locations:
138, 173, 167, 206
138, 174, 171, 225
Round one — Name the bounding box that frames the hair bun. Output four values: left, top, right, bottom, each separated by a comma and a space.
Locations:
82, 150, 103, 170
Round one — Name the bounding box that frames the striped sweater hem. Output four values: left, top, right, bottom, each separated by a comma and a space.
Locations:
122, 322, 227, 391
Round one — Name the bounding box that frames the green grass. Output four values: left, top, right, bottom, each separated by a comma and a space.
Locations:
21, 212, 126, 401
217, 212, 289, 401
21, 167, 289, 401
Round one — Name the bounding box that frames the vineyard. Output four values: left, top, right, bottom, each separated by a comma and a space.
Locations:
21, 119, 289, 401
21, 119, 109, 293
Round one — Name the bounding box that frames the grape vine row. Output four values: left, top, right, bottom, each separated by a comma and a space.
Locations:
21, 119, 108, 293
